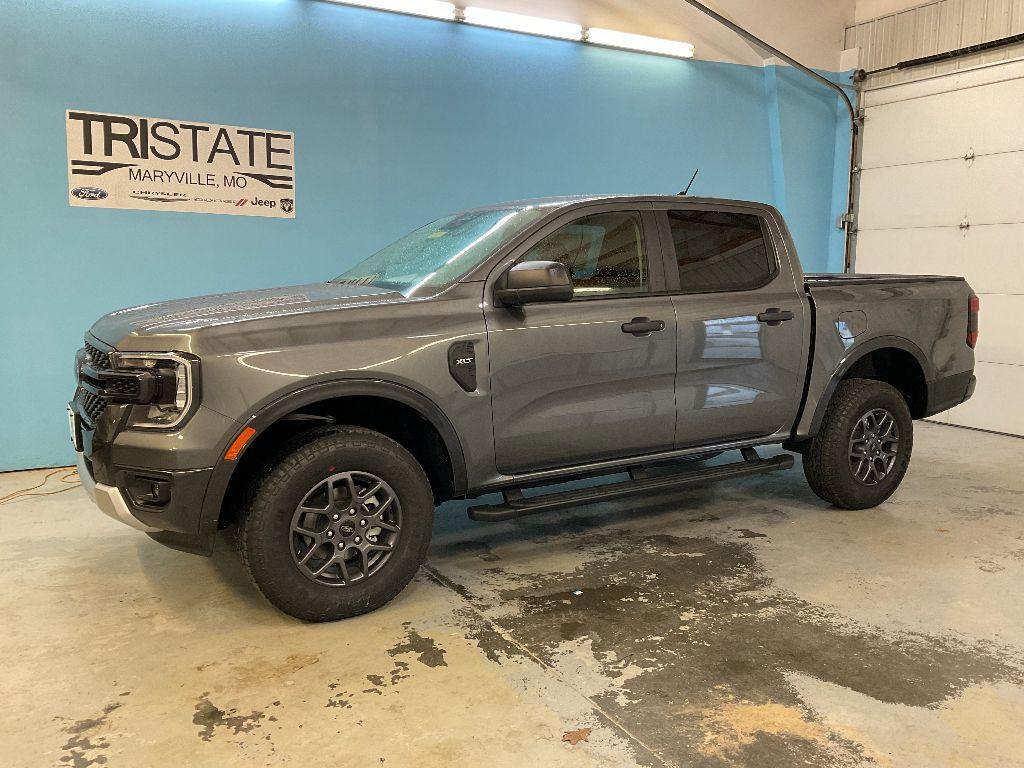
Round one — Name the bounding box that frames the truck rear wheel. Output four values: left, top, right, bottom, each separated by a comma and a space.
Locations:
802, 379, 913, 510
239, 426, 435, 622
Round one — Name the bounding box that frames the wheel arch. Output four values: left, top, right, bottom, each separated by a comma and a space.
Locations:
805, 336, 933, 439
199, 379, 468, 536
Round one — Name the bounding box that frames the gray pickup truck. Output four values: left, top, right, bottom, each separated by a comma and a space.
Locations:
70, 195, 978, 621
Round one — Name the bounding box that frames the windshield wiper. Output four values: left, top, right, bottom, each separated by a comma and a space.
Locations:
331, 276, 405, 292
365, 280, 406, 292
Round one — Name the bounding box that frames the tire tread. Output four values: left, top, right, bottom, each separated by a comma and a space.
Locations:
803, 379, 913, 509
238, 425, 433, 621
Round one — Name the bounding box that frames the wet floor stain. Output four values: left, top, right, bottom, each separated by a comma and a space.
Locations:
59, 703, 120, 768
326, 624, 451, 707
733, 529, 768, 539
450, 605, 523, 665
361, 661, 410, 694
435, 522, 1024, 768
192, 694, 265, 742
387, 624, 448, 668
325, 681, 354, 709
689, 514, 721, 523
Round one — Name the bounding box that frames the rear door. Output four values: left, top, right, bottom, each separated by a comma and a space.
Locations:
653, 203, 807, 447
485, 204, 678, 474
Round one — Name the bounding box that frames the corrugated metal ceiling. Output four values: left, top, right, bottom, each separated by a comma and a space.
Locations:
846, 0, 1024, 84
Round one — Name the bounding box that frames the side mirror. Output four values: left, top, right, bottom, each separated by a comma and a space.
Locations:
495, 261, 573, 306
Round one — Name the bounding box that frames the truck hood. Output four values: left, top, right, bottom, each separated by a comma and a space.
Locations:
90, 282, 403, 346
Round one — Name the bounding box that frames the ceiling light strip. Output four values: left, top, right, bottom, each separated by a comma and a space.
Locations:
326, 1, 695, 59
585, 28, 695, 59
462, 6, 583, 41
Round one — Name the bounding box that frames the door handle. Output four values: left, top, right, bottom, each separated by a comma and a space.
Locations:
757, 308, 795, 326
622, 317, 666, 336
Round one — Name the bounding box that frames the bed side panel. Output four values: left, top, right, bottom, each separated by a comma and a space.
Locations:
793, 279, 973, 440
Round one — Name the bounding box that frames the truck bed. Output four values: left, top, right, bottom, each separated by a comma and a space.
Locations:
804, 273, 965, 287
795, 270, 974, 441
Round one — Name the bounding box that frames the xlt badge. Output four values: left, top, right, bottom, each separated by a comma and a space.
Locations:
448, 342, 477, 393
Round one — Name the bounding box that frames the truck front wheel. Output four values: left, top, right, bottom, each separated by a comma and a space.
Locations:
803, 379, 914, 510
239, 426, 435, 622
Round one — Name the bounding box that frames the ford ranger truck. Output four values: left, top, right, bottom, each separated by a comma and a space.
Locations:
69, 196, 978, 621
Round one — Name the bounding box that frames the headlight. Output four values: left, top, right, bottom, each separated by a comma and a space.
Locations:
110, 352, 200, 429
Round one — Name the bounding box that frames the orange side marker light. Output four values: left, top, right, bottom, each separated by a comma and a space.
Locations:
225, 427, 257, 461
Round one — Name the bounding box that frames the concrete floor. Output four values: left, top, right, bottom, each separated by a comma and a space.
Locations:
1, 421, 1023, 767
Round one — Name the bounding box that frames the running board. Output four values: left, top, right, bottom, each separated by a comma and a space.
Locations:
467, 451, 794, 522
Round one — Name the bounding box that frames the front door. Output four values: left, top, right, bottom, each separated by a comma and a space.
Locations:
657, 206, 807, 447
486, 207, 677, 475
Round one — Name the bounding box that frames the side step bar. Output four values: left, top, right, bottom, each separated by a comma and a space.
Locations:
467, 449, 794, 522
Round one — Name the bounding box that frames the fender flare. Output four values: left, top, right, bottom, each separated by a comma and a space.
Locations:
198, 379, 469, 535
804, 335, 934, 438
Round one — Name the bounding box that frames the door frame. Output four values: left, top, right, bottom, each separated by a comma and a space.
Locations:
482, 201, 668, 301
646, 198, 812, 447
647, 198, 788, 296
481, 200, 678, 476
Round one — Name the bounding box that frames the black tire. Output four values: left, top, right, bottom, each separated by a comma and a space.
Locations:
239, 425, 434, 622
803, 379, 913, 510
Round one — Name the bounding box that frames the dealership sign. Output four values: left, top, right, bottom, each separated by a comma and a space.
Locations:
66, 110, 295, 218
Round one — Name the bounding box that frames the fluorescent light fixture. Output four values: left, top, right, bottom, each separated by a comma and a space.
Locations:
463, 7, 583, 41
586, 28, 695, 59
337, 0, 457, 21
325, 2, 694, 60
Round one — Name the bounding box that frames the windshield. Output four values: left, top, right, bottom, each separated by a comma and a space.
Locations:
332, 205, 552, 297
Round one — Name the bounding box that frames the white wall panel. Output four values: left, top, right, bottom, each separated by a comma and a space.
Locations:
856, 224, 1024, 294
971, 294, 1024, 365
858, 161, 965, 229
860, 77, 1024, 166
942, 362, 1024, 434
858, 152, 1024, 230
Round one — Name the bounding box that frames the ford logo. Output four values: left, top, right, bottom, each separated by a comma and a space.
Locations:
71, 186, 108, 201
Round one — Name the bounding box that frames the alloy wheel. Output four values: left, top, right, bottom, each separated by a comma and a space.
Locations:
848, 408, 900, 486
290, 471, 402, 586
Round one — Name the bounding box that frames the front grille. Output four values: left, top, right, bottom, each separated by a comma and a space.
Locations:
80, 389, 108, 424
84, 342, 109, 368
76, 340, 114, 426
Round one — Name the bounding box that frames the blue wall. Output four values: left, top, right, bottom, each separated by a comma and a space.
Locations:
0, 0, 849, 471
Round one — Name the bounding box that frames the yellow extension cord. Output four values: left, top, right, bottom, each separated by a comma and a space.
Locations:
0, 467, 80, 506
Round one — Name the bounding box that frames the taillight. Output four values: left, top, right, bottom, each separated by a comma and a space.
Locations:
967, 294, 980, 348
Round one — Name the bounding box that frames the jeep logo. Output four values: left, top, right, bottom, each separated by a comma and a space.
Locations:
250, 197, 276, 209
71, 186, 108, 201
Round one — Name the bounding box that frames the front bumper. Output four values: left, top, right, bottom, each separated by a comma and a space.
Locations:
70, 336, 236, 556
77, 451, 160, 533
70, 393, 228, 554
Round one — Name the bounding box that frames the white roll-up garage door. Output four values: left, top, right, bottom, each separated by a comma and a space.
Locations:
855, 57, 1024, 437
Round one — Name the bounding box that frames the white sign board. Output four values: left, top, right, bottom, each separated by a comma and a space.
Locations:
66, 110, 295, 218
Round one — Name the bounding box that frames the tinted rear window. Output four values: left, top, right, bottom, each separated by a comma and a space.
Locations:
666, 210, 774, 294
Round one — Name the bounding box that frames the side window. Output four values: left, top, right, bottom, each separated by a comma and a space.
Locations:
667, 210, 774, 294
521, 211, 647, 297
